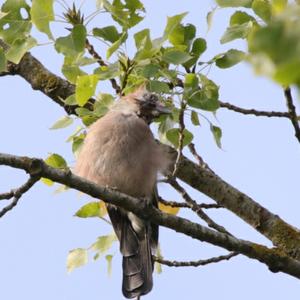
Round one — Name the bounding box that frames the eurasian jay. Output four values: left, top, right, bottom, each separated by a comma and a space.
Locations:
75, 87, 171, 299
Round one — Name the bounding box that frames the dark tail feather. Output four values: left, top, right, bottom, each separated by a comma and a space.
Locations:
121, 221, 153, 299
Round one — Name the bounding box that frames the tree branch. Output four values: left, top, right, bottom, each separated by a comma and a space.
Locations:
167, 178, 232, 236
158, 197, 222, 209
284, 87, 300, 143
219, 101, 291, 118
153, 252, 238, 267
1, 152, 300, 279
167, 145, 300, 260
85, 38, 121, 94
0, 176, 40, 217
2, 47, 300, 260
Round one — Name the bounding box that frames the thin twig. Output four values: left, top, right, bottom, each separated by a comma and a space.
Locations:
85, 39, 121, 94
158, 196, 222, 209
0, 176, 40, 217
220, 101, 291, 118
167, 77, 293, 119
168, 178, 232, 236
188, 143, 215, 174
0, 191, 14, 200
153, 252, 238, 267
284, 87, 300, 143
172, 99, 186, 177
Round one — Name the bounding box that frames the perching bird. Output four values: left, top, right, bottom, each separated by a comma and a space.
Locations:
75, 87, 170, 299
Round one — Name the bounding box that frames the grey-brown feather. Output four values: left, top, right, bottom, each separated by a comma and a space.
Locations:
75, 93, 169, 299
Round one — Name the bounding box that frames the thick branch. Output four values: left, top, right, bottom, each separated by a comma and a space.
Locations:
1, 152, 300, 279
2, 48, 300, 260
284, 88, 300, 143
154, 252, 238, 267
166, 145, 300, 260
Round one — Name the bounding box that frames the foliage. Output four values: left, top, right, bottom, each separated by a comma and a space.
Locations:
1, 0, 298, 279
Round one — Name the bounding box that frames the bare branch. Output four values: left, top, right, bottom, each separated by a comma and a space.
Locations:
219, 101, 290, 118
172, 99, 186, 177
153, 252, 238, 267
168, 178, 232, 236
188, 143, 215, 174
158, 196, 222, 209
160, 143, 300, 259
284, 88, 300, 143
0, 176, 40, 217
85, 39, 121, 94
0, 191, 14, 200
1, 152, 300, 279
2, 46, 300, 259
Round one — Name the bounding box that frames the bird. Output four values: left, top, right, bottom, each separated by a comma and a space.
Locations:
75, 86, 171, 299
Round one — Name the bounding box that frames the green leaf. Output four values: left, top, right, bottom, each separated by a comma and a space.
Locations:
62, 62, 87, 84
45, 153, 67, 169
183, 38, 207, 68
0, 0, 31, 44
273, 61, 300, 85
163, 12, 188, 40
187, 75, 219, 111
206, 8, 217, 32
103, 0, 145, 29
72, 24, 87, 52
220, 21, 253, 44
184, 73, 199, 89
271, 0, 287, 13
230, 11, 257, 25
139, 64, 160, 78
105, 255, 113, 276
169, 23, 196, 48
72, 134, 85, 157
94, 62, 121, 80
162, 50, 192, 65
134, 28, 152, 50
0, 48, 7, 72
55, 25, 87, 57
210, 125, 222, 148
75, 201, 107, 218
40, 177, 54, 186
247, 14, 300, 85
216, 0, 253, 7
191, 110, 200, 126
215, 49, 245, 68
50, 116, 73, 129
93, 26, 121, 43
76, 74, 99, 107
94, 93, 114, 117
6, 37, 37, 64
64, 94, 77, 105
191, 38, 207, 56
91, 234, 117, 257
31, 0, 54, 39
252, 0, 272, 22
147, 81, 170, 93
107, 31, 128, 59
67, 248, 88, 273
166, 128, 194, 148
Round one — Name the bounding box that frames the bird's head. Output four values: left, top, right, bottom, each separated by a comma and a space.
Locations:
122, 86, 171, 124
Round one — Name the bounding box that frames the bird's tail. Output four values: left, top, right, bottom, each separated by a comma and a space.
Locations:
121, 219, 153, 299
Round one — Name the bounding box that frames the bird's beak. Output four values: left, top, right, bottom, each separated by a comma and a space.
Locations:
155, 102, 172, 115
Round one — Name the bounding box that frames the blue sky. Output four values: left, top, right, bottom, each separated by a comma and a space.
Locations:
1, 0, 300, 299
